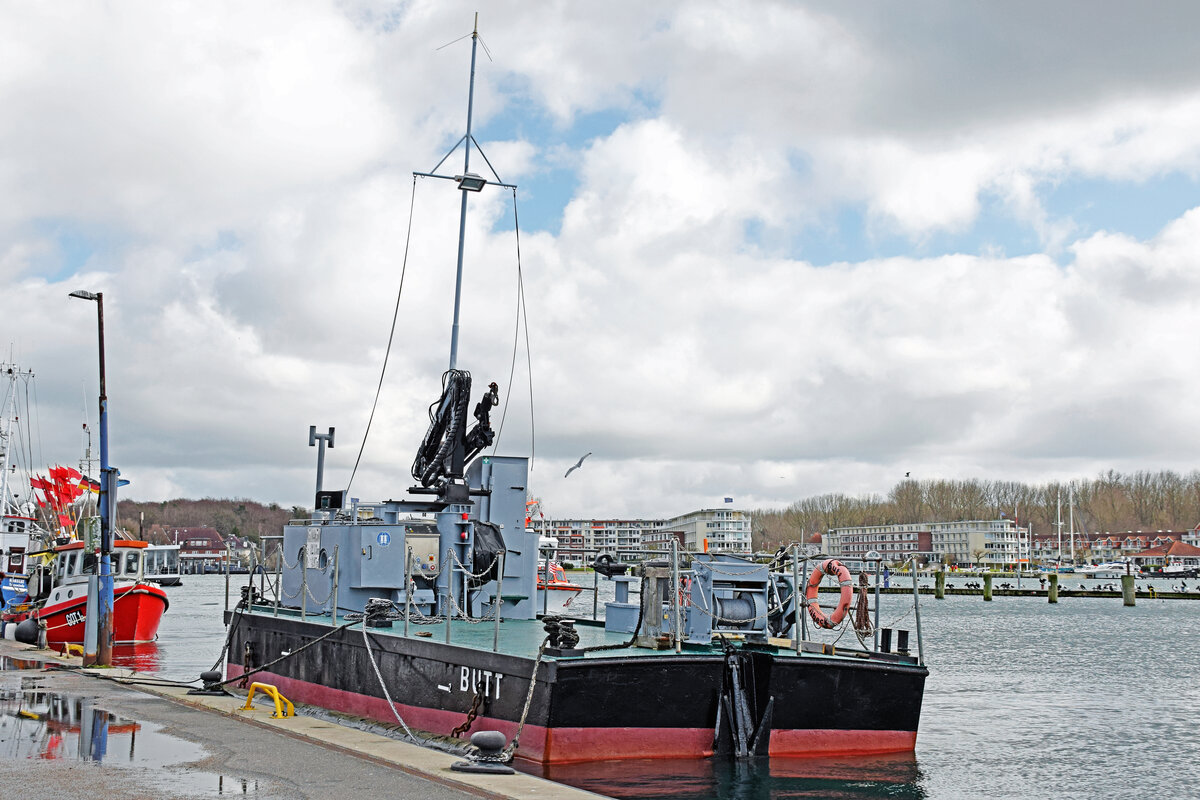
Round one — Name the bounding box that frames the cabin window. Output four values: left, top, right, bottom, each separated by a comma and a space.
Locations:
81, 553, 97, 574
125, 552, 140, 576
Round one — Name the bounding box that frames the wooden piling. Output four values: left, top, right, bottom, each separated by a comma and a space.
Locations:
983, 574, 993, 601
935, 569, 945, 600
1048, 573, 1058, 604
1121, 574, 1136, 607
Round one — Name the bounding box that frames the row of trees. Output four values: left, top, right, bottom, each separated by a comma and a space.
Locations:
117, 497, 298, 542
751, 470, 1200, 551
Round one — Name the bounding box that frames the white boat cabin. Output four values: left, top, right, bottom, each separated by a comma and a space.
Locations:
1, 513, 36, 573
51, 541, 149, 586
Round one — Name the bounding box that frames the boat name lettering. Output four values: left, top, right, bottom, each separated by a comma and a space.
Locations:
65, 611, 83, 626
459, 666, 503, 699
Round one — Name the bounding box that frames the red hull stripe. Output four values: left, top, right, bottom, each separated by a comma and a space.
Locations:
41, 584, 169, 645
225, 666, 915, 763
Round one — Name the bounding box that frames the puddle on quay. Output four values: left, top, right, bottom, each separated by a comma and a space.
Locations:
1, 646, 162, 674
0, 655, 44, 671
0, 687, 261, 795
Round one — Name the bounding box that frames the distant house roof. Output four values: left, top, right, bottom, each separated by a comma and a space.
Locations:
171, 527, 225, 551
1129, 540, 1200, 558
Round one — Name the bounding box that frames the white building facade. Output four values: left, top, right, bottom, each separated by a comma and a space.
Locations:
825, 519, 1025, 566
545, 508, 752, 560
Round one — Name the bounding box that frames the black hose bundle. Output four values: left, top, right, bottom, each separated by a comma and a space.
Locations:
412, 370, 473, 487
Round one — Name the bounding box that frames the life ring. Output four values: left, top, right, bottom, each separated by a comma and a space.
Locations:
805, 559, 853, 629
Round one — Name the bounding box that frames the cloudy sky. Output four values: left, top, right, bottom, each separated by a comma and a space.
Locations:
4, 1, 1200, 519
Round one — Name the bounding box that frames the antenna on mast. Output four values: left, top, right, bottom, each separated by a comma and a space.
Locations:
413, 15, 516, 370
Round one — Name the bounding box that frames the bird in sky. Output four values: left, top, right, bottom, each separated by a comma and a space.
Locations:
564, 452, 593, 478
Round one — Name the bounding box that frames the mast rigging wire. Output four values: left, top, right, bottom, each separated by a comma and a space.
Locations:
490, 187, 535, 469
346, 175, 419, 495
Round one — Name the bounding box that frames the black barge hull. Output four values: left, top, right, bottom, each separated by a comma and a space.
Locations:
227, 610, 926, 764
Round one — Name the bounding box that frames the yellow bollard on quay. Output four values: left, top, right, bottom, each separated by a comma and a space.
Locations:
241, 682, 295, 718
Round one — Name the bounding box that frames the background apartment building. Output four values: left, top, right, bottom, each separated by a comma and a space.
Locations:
825, 519, 1025, 566
657, 509, 752, 554
543, 508, 752, 561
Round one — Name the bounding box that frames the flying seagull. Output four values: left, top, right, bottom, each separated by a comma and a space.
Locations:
564, 452, 592, 478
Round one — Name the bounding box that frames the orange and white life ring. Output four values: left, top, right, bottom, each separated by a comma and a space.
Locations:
805, 558, 853, 629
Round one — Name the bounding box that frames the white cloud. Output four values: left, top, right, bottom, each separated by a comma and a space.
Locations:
6, 1, 1200, 522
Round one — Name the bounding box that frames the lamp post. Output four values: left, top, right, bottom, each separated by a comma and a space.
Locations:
69, 289, 114, 666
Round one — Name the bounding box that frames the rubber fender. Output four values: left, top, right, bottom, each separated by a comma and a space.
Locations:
13, 618, 39, 645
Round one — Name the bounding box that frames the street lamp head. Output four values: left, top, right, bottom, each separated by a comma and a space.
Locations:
69, 290, 99, 301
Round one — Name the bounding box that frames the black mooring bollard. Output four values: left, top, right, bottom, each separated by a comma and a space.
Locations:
451, 730, 516, 775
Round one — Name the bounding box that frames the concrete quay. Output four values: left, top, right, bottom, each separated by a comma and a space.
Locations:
0, 639, 606, 800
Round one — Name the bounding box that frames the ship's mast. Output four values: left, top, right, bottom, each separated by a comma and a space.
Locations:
447, 14, 481, 371
411, 15, 517, 370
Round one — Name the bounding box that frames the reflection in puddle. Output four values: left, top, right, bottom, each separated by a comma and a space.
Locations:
0, 688, 260, 795
0, 645, 161, 673
0, 655, 43, 671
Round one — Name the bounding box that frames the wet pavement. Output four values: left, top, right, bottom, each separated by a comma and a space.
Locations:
0, 650, 593, 800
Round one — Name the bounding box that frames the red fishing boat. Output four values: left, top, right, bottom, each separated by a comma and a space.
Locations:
35, 540, 169, 646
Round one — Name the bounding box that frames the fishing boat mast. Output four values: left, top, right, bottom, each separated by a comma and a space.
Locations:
0, 366, 20, 515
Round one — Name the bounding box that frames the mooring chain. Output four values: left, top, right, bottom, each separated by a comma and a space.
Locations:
450, 691, 485, 738
488, 636, 548, 762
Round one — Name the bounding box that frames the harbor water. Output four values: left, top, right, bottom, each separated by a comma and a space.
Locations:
121, 573, 1200, 799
